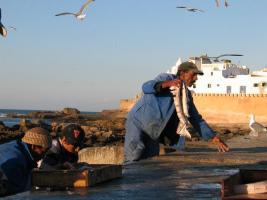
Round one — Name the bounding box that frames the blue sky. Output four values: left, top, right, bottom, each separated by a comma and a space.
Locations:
0, 0, 266, 111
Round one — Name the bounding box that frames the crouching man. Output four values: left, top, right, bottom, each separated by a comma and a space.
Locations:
0, 127, 52, 196
40, 123, 85, 170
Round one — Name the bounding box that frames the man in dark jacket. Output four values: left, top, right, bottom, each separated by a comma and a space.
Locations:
0, 127, 52, 196
124, 61, 229, 162
40, 123, 85, 170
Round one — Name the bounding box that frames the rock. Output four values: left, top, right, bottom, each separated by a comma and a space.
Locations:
27, 111, 63, 119
102, 131, 113, 138
19, 119, 32, 127
31, 119, 51, 131
62, 108, 80, 115
100, 109, 127, 119
0, 121, 6, 130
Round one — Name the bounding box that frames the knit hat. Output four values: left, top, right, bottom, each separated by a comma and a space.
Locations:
61, 124, 85, 147
22, 127, 52, 149
178, 61, 204, 75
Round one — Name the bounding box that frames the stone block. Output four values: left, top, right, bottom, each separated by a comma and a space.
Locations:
78, 146, 124, 165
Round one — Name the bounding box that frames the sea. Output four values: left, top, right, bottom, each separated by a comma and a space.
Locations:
0, 109, 97, 127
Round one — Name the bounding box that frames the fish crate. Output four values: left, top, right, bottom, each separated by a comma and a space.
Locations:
222, 169, 267, 199
32, 164, 122, 189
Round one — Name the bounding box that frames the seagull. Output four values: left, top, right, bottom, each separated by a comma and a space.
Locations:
208, 54, 243, 62
176, 6, 204, 13
55, 0, 95, 20
249, 114, 267, 137
0, 8, 7, 37
8, 26, 16, 31
215, 0, 229, 7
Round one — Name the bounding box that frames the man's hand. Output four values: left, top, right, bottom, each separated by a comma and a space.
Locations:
62, 161, 75, 170
211, 136, 229, 152
161, 79, 181, 89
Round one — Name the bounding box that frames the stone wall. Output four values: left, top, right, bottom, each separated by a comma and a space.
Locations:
119, 94, 267, 124
119, 94, 141, 111
192, 94, 267, 124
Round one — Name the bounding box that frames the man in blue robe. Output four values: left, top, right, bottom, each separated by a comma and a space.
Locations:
124, 62, 229, 162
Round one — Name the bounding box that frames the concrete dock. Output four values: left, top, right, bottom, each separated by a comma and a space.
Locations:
5, 134, 267, 200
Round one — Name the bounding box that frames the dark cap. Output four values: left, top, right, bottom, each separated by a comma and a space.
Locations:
178, 61, 204, 75
61, 124, 85, 147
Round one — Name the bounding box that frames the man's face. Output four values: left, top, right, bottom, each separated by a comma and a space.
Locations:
181, 70, 198, 87
31, 145, 49, 161
61, 137, 79, 154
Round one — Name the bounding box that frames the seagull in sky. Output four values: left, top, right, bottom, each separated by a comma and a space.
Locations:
176, 6, 204, 13
55, 0, 95, 20
8, 26, 16, 31
0, 8, 7, 37
215, 0, 229, 7
249, 114, 267, 137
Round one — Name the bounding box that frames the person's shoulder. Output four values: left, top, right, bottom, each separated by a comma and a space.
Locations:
0, 140, 23, 151
47, 139, 61, 154
156, 73, 176, 80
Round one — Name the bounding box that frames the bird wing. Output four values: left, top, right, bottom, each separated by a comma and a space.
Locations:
78, 0, 94, 15
216, 54, 243, 59
9, 26, 16, 31
196, 9, 205, 12
188, 8, 197, 12
225, 0, 229, 7
215, 0, 220, 7
0, 8, 2, 21
0, 23, 7, 37
176, 6, 187, 9
187, 8, 204, 13
55, 12, 76, 16
250, 122, 267, 132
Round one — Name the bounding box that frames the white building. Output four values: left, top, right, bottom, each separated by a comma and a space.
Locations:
168, 55, 267, 94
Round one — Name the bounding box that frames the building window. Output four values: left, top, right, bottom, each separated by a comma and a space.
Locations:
262, 82, 267, 87
226, 86, 231, 94
208, 84, 211, 88
192, 84, 196, 88
211, 72, 213, 76
240, 86, 246, 94
217, 84, 220, 87
253, 83, 259, 87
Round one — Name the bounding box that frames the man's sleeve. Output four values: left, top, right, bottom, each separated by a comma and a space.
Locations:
188, 91, 216, 140
142, 73, 175, 94
1, 160, 29, 195
39, 151, 61, 170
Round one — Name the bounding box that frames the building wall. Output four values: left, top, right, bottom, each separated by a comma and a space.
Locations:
119, 94, 267, 124
192, 73, 267, 94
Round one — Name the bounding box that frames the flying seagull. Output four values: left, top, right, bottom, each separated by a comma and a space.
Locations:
55, 0, 95, 20
208, 54, 243, 62
176, 6, 204, 13
215, 0, 229, 7
8, 26, 16, 31
0, 8, 7, 37
249, 114, 267, 137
